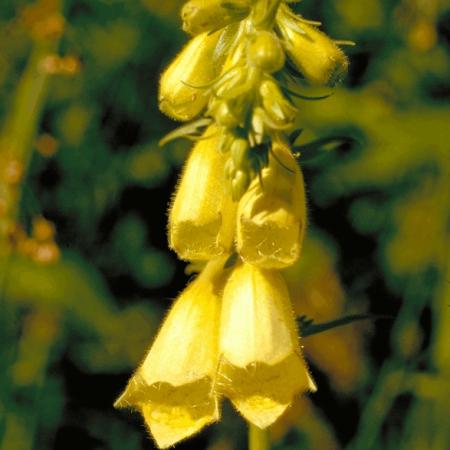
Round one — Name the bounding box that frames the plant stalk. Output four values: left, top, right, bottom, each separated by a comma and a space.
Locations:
249, 424, 270, 450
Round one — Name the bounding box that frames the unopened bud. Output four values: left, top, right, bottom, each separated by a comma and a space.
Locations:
231, 169, 250, 202
247, 31, 285, 73
182, 0, 250, 35
230, 138, 250, 169
277, 4, 348, 86
212, 101, 240, 128
251, 107, 267, 145
159, 32, 222, 121
218, 129, 235, 153
214, 66, 250, 99
259, 78, 297, 126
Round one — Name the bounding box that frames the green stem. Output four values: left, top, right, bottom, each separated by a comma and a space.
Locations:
249, 424, 270, 450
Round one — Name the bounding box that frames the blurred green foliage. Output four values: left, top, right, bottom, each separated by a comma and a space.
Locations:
0, 0, 449, 449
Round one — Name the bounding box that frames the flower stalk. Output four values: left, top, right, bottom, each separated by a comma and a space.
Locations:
249, 423, 270, 450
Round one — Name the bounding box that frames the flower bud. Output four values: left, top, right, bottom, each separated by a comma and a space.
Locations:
169, 127, 236, 260
218, 262, 316, 428
247, 31, 285, 73
231, 169, 250, 202
159, 32, 222, 121
182, 0, 250, 35
210, 100, 241, 128
277, 4, 348, 86
251, 107, 268, 144
230, 138, 250, 169
214, 65, 251, 100
236, 140, 306, 269
259, 78, 297, 126
217, 127, 235, 153
115, 257, 228, 448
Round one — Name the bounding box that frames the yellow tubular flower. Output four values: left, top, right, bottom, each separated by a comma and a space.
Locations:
159, 31, 222, 121
169, 127, 236, 261
218, 262, 316, 428
114, 256, 228, 449
236, 140, 306, 269
276, 4, 348, 86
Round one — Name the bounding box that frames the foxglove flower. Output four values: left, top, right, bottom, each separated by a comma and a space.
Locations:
169, 128, 236, 260
218, 262, 316, 428
236, 140, 306, 269
115, 257, 228, 448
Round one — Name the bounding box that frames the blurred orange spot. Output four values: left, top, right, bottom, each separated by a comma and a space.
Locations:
33, 241, 61, 264
4, 160, 23, 185
35, 133, 59, 157
20, 0, 65, 40
408, 20, 437, 52
39, 54, 81, 75
32, 216, 56, 242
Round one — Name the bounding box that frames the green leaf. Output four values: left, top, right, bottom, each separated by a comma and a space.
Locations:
299, 314, 392, 337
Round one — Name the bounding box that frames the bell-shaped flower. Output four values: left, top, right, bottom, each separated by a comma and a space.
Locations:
114, 257, 228, 448
169, 127, 236, 261
236, 140, 306, 269
276, 4, 348, 86
218, 262, 316, 428
159, 31, 222, 121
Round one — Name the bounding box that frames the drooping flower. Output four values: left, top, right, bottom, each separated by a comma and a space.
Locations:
169, 127, 236, 261
218, 261, 316, 428
236, 139, 306, 269
114, 256, 228, 448
276, 4, 348, 86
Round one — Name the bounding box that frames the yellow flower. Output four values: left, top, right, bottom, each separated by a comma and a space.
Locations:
218, 262, 316, 428
276, 4, 348, 86
114, 257, 228, 449
169, 127, 236, 261
236, 140, 306, 269
159, 32, 222, 121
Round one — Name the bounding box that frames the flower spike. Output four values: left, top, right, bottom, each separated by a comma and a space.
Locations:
116, 0, 351, 444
